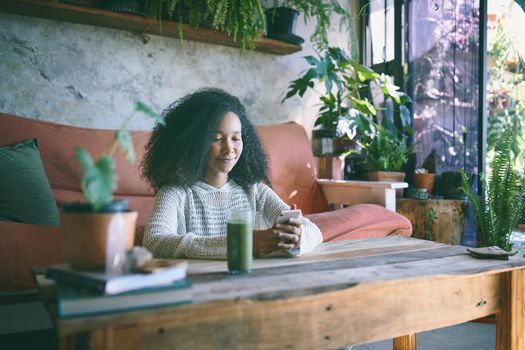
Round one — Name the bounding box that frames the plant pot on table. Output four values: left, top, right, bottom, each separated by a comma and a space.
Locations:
60, 200, 137, 271
413, 173, 437, 196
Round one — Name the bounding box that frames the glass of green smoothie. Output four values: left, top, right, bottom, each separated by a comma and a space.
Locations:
227, 210, 253, 274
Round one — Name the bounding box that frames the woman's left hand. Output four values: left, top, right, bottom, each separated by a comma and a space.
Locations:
274, 218, 302, 250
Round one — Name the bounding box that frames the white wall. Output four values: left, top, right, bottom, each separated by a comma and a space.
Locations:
0, 5, 354, 132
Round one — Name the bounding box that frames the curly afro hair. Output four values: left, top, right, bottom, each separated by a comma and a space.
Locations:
141, 88, 270, 191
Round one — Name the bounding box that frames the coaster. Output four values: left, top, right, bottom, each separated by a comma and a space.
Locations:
466, 246, 518, 260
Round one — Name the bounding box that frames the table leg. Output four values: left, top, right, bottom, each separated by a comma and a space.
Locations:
62, 325, 139, 350
496, 269, 525, 350
393, 334, 417, 350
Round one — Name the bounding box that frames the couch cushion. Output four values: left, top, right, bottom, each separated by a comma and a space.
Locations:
0, 112, 155, 225
306, 204, 412, 241
0, 139, 59, 225
257, 122, 328, 214
0, 221, 63, 291
0, 113, 153, 197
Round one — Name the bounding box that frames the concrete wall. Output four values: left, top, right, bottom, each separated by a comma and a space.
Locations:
0, 6, 354, 132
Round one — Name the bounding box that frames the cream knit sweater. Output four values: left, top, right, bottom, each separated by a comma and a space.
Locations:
144, 180, 322, 259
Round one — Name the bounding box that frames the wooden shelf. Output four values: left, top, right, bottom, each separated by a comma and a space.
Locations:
0, 0, 302, 55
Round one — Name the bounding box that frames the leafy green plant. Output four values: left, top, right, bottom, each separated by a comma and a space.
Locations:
143, 0, 265, 49
359, 123, 414, 172
461, 130, 525, 251
276, 0, 356, 51
282, 47, 410, 140
144, 0, 358, 50
76, 102, 164, 211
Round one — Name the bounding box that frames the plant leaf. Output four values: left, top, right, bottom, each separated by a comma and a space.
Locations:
76, 148, 117, 210
116, 130, 135, 164
135, 101, 165, 125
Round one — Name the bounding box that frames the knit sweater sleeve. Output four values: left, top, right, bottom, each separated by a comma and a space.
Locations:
255, 183, 323, 255
143, 186, 226, 259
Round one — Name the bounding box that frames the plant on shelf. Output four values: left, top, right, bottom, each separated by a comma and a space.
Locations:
268, 0, 356, 50
141, 0, 356, 50
283, 47, 410, 156
61, 102, 164, 271
461, 129, 525, 251
360, 124, 414, 176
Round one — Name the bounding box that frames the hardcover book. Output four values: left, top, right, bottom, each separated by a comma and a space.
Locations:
45, 260, 188, 295
56, 279, 192, 318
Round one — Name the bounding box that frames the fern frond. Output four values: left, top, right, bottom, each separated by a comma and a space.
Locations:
463, 129, 525, 250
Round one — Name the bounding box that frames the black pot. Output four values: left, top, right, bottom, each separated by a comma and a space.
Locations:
265, 7, 299, 35
438, 171, 466, 200
62, 199, 129, 213
265, 7, 304, 45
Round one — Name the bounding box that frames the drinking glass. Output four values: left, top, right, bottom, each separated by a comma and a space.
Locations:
227, 210, 253, 274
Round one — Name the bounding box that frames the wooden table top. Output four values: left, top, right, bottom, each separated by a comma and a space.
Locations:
184, 236, 525, 304
51, 236, 525, 348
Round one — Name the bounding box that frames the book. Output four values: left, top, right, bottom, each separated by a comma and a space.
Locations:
56, 279, 192, 318
45, 260, 188, 295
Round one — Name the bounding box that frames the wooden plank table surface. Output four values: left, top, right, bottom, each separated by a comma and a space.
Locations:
45, 236, 525, 350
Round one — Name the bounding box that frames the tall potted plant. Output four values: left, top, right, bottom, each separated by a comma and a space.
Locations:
461, 129, 525, 251
283, 47, 410, 148
282, 47, 410, 178
61, 103, 164, 271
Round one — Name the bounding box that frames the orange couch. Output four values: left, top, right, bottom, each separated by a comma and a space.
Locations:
0, 112, 411, 291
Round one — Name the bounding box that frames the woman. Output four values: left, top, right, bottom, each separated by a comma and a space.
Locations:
141, 88, 322, 259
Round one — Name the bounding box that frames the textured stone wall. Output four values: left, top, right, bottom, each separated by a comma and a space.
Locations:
0, 9, 352, 131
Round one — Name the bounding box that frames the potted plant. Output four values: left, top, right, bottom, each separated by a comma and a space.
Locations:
61, 102, 164, 271
141, 0, 355, 50
461, 129, 525, 251
413, 149, 438, 196
413, 168, 436, 196
283, 47, 410, 150
266, 0, 355, 49
359, 123, 414, 192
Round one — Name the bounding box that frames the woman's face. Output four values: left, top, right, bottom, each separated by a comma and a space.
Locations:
204, 112, 243, 184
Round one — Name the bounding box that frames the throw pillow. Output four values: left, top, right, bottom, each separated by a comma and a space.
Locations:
0, 139, 59, 225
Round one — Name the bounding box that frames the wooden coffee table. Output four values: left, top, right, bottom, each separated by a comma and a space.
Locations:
39, 236, 525, 349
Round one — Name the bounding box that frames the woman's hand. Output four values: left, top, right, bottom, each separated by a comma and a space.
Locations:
275, 218, 302, 250
252, 218, 302, 257
253, 229, 278, 257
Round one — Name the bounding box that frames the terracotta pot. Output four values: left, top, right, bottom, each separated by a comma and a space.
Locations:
367, 171, 406, 197
413, 173, 437, 196
60, 211, 137, 270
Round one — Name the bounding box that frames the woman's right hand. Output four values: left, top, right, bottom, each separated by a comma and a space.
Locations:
253, 229, 278, 257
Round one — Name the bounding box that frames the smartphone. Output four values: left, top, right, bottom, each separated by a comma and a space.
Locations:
275, 209, 302, 225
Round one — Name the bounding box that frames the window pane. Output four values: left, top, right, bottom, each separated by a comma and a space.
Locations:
408, 0, 480, 175
369, 0, 396, 65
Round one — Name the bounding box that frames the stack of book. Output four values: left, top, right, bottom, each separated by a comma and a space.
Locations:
42, 260, 192, 318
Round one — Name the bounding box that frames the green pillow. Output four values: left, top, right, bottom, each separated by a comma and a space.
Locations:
0, 139, 59, 225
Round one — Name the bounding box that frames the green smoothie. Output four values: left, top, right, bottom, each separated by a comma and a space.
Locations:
227, 221, 253, 274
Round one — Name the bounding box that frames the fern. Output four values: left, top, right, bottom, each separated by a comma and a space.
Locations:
461, 130, 525, 251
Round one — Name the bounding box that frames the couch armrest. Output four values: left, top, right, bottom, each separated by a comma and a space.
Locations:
317, 179, 408, 212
